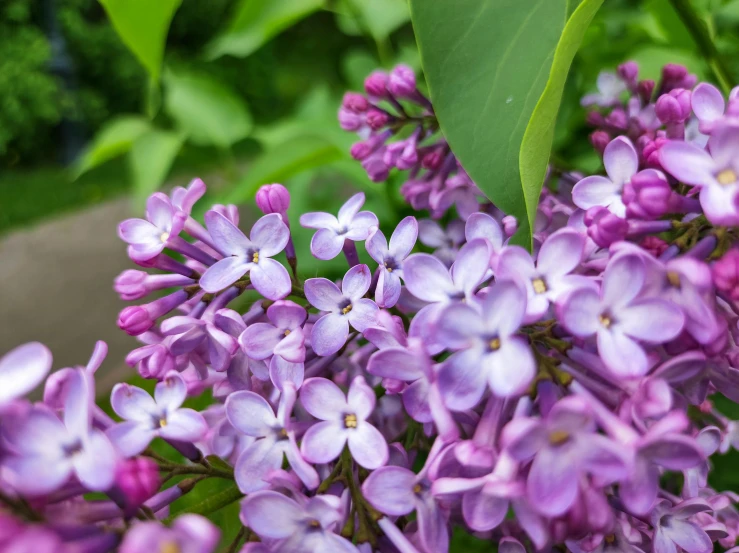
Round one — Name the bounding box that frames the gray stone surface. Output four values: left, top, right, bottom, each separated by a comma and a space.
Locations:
0, 198, 139, 393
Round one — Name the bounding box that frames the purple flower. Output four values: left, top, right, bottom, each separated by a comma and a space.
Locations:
300, 376, 388, 469
305, 264, 378, 356
581, 71, 627, 107
692, 83, 726, 134
652, 499, 714, 553
3, 368, 118, 495
417, 218, 465, 266
465, 212, 505, 269
660, 125, 739, 225
120, 514, 219, 553
226, 383, 318, 492
200, 211, 291, 299
496, 228, 588, 322
299, 193, 379, 260
108, 371, 208, 456
362, 440, 449, 553
501, 396, 629, 517
118, 194, 186, 262
559, 254, 685, 377
255, 183, 290, 215
573, 136, 638, 216
366, 216, 418, 307
241, 491, 358, 553
116, 457, 161, 508
436, 280, 536, 409
0, 341, 51, 407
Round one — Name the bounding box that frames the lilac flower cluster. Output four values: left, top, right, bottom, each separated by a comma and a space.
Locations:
3, 62, 739, 553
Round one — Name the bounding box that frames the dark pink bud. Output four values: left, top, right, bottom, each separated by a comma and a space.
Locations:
586, 111, 606, 127
585, 207, 628, 248
116, 457, 161, 508
338, 107, 364, 131
362, 155, 390, 182
637, 79, 655, 103
642, 136, 668, 169
713, 249, 739, 301
640, 236, 669, 257
618, 61, 639, 85
364, 71, 389, 98
656, 89, 691, 123
366, 108, 390, 130
623, 170, 672, 219
388, 64, 416, 98
255, 183, 290, 215
605, 108, 627, 129
350, 141, 373, 160
117, 306, 153, 336
422, 149, 444, 170
590, 131, 610, 154
114, 270, 149, 301
662, 63, 688, 82
341, 92, 368, 113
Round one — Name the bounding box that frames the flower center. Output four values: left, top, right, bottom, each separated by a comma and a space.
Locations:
308, 519, 321, 529
413, 483, 423, 494
278, 427, 288, 439
344, 413, 358, 428
160, 232, 170, 243
532, 278, 547, 294
284, 329, 291, 336
160, 542, 181, 553
159, 417, 168, 428
549, 430, 570, 445
666, 271, 681, 289
252, 251, 260, 263
62, 440, 84, 458
489, 338, 501, 351
604, 534, 616, 545
599, 314, 612, 328
717, 169, 737, 186
342, 304, 353, 315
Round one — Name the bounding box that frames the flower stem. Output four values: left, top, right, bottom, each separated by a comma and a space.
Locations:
667, 0, 735, 94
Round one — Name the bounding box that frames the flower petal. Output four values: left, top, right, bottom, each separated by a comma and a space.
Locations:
403, 254, 456, 302
111, 384, 156, 424
226, 391, 278, 437
338, 193, 366, 225
603, 254, 645, 308
300, 211, 339, 230
348, 423, 388, 469
346, 211, 379, 240
301, 420, 346, 464
304, 278, 343, 312
73, 430, 117, 491
310, 313, 350, 356
527, 444, 578, 516
660, 141, 716, 187
366, 228, 389, 264
234, 439, 284, 494
465, 212, 504, 251
462, 489, 508, 532
361, 466, 416, 516
597, 329, 648, 378
342, 264, 372, 300
572, 176, 620, 210
159, 409, 208, 443
200, 257, 250, 293
310, 228, 345, 260
483, 280, 527, 337
692, 83, 724, 124
375, 269, 402, 308
240, 323, 284, 360
107, 421, 155, 457
603, 136, 638, 185
559, 286, 600, 337
451, 239, 489, 295
250, 259, 291, 300
4, 454, 70, 496
389, 216, 419, 259
269, 357, 304, 391
267, 300, 308, 330
346, 298, 378, 332
437, 348, 487, 411
537, 229, 585, 277
0, 342, 52, 406
155, 372, 187, 411
300, 377, 347, 419
205, 210, 251, 256
347, 376, 376, 419
619, 299, 685, 343
486, 338, 536, 397
250, 213, 289, 257
241, 490, 302, 538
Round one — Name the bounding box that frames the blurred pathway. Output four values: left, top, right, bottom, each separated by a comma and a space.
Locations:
0, 198, 138, 393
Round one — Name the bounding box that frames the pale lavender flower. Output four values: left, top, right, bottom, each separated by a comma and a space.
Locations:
572, 137, 638, 216
417, 218, 465, 266
660, 124, 739, 225
300, 376, 388, 469
299, 193, 379, 260
582, 71, 627, 107
652, 499, 714, 553
366, 216, 418, 307
108, 371, 208, 456
0, 341, 52, 407
501, 396, 629, 517
691, 83, 726, 134
465, 212, 505, 270
118, 193, 186, 262
160, 315, 239, 372
241, 491, 358, 553
226, 383, 318, 492
436, 280, 536, 409
199, 211, 291, 299
119, 514, 219, 553
496, 228, 588, 322
305, 265, 378, 356
558, 254, 685, 377
3, 368, 118, 495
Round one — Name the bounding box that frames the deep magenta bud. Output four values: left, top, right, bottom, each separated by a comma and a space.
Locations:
642, 136, 668, 169
350, 141, 373, 160
640, 236, 669, 257
341, 92, 369, 113
586, 111, 606, 127
604, 108, 627, 129
117, 306, 153, 336
116, 457, 161, 508
338, 107, 364, 131
422, 149, 444, 170
662, 63, 688, 83
364, 71, 389, 98
366, 108, 390, 130
255, 183, 290, 215
637, 79, 655, 103
362, 155, 390, 182
585, 207, 628, 248
713, 249, 739, 301
623, 170, 672, 220
618, 61, 639, 85
590, 131, 610, 154
388, 64, 416, 98
656, 89, 691, 123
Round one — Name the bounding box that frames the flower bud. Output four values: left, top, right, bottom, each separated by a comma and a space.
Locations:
656, 89, 691, 123
637, 79, 655, 103
640, 236, 669, 257
116, 457, 161, 508
642, 136, 668, 169
126, 344, 175, 379
255, 184, 290, 215
586, 111, 606, 127
366, 108, 390, 130
341, 92, 368, 113
388, 64, 416, 98
502, 215, 518, 237
422, 149, 444, 170
362, 155, 390, 182
338, 107, 364, 131
211, 204, 239, 225
713, 248, 739, 301
585, 207, 628, 247
623, 170, 672, 219
117, 306, 154, 336
364, 71, 388, 98
114, 270, 149, 301
590, 131, 610, 154
662, 63, 688, 83
618, 61, 638, 86
350, 141, 372, 160
604, 108, 627, 130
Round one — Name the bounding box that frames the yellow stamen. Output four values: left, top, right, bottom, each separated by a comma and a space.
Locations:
599, 314, 611, 328
279, 428, 288, 438
160, 232, 169, 243
717, 169, 737, 186
344, 413, 358, 428
342, 304, 353, 315
159, 418, 167, 428
413, 484, 423, 494
160, 542, 181, 553
489, 338, 501, 350
666, 271, 681, 288
284, 329, 291, 336
252, 252, 260, 263
549, 430, 569, 445
604, 535, 616, 545
308, 519, 321, 528
532, 278, 547, 294
384, 262, 393, 273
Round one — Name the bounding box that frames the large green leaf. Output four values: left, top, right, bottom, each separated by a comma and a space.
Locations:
519, 0, 604, 245
129, 129, 185, 202
410, 0, 567, 247
74, 116, 151, 178
98, 0, 181, 81
337, 0, 410, 42
205, 0, 323, 59
163, 70, 253, 149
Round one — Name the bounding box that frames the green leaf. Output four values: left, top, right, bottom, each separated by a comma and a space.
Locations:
519, 0, 605, 246
205, 0, 323, 59
340, 0, 411, 42
129, 129, 185, 202
163, 69, 253, 149
74, 116, 151, 178
627, 46, 707, 81
98, 0, 181, 81
410, 0, 567, 247
166, 480, 242, 521
223, 135, 343, 205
